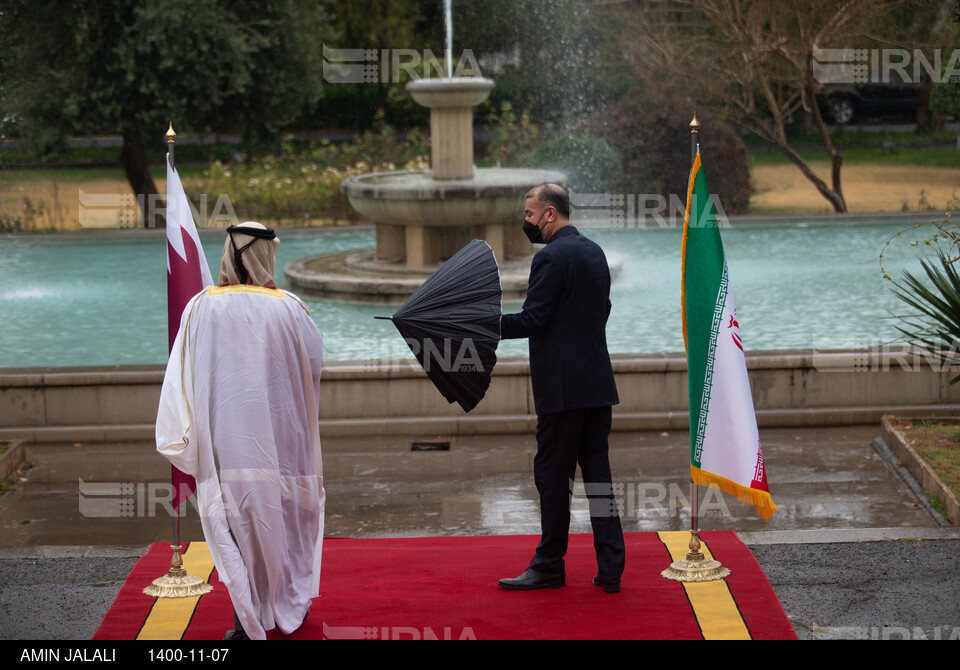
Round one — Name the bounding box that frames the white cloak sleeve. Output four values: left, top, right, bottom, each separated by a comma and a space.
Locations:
156, 293, 201, 477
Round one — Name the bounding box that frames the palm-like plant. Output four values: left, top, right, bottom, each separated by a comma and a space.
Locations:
891, 249, 960, 385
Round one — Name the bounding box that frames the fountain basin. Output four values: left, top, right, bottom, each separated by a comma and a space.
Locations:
292, 164, 577, 303
285, 248, 535, 303
405, 77, 495, 109
337, 166, 566, 272
340, 168, 566, 227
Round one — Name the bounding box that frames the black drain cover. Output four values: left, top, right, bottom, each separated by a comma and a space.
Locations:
411, 440, 451, 451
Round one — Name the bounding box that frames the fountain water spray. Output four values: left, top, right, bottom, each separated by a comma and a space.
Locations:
285, 1, 565, 302
445, 0, 454, 79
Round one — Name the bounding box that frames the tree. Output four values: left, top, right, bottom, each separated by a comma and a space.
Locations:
929, 19, 960, 127
0, 0, 332, 226
596, 0, 946, 214
593, 102, 752, 214
321, 0, 439, 130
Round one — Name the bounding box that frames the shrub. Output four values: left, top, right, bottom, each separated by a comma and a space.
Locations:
527, 134, 622, 193
891, 247, 960, 386
591, 99, 752, 215
192, 128, 429, 225
481, 102, 546, 168
481, 103, 621, 192
930, 82, 960, 122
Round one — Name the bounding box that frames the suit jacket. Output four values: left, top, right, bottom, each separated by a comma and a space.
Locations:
501, 225, 619, 415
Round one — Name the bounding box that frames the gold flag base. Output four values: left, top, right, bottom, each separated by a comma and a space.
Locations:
661, 530, 731, 583
143, 544, 214, 599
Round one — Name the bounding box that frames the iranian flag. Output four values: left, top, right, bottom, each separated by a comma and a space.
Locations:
681, 151, 776, 521
165, 152, 213, 507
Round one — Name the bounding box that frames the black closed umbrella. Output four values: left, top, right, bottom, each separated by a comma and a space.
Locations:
377, 239, 501, 412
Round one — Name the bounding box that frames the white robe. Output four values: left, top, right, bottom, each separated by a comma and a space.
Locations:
156, 285, 324, 640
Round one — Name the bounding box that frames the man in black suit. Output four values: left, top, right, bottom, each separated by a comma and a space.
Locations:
497, 183, 625, 593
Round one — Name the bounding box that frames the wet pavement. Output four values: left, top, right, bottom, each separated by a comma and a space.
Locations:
0, 425, 938, 545
1, 424, 959, 640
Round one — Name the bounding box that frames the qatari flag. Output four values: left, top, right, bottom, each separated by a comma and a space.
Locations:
165, 153, 213, 507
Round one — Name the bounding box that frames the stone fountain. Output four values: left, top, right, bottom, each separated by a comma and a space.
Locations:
284, 76, 565, 303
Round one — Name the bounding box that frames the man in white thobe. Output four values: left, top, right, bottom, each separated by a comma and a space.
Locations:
156, 222, 324, 640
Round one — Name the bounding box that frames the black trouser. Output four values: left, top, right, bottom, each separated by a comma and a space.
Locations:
527, 405, 625, 580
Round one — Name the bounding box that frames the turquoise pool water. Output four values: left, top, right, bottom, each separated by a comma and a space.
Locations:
0, 219, 934, 369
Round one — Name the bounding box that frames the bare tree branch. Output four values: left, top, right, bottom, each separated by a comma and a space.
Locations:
594, 0, 936, 213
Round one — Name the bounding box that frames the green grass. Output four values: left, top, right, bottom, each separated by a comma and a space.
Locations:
924, 490, 948, 517
750, 146, 960, 168
743, 125, 958, 147
902, 419, 960, 504
0, 455, 31, 495
6, 127, 959, 174
0, 141, 241, 168
0, 164, 209, 184
746, 126, 960, 168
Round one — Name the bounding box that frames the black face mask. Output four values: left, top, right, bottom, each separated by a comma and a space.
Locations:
522, 209, 547, 244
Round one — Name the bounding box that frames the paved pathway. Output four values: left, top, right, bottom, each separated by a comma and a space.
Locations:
1, 425, 958, 640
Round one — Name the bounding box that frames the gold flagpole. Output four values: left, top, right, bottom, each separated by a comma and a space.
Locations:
166, 122, 176, 169
662, 113, 731, 583
143, 122, 214, 599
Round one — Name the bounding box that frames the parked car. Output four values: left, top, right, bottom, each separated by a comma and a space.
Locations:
817, 81, 924, 125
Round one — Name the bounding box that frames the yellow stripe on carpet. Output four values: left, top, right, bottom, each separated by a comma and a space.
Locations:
137, 543, 216, 641
658, 531, 751, 640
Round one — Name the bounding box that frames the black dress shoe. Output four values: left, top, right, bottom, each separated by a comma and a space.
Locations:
593, 575, 621, 593
498, 568, 565, 590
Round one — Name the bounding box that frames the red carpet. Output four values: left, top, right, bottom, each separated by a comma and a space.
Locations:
94, 531, 796, 640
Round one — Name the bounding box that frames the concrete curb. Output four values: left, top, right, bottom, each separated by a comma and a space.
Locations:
738, 527, 960, 545
0, 545, 149, 558
881, 416, 960, 526
0, 439, 25, 482
4, 350, 960, 442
